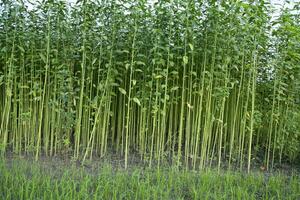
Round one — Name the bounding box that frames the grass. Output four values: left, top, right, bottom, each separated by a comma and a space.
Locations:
0, 158, 299, 200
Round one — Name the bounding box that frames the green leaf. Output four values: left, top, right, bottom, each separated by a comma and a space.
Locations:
171, 86, 179, 91
118, 88, 127, 95
290, 75, 294, 80
18, 46, 25, 53
136, 61, 146, 66
92, 58, 97, 65
183, 56, 188, 64
188, 43, 194, 51
133, 97, 141, 106
40, 53, 47, 63
264, 98, 270, 103
132, 80, 137, 86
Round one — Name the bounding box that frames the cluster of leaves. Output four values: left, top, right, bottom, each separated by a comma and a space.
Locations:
0, 0, 299, 170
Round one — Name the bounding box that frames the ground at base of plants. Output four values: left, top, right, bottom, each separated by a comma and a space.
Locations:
0, 157, 299, 200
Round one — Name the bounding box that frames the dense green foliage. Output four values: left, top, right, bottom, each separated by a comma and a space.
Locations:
0, 159, 299, 200
0, 0, 299, 171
